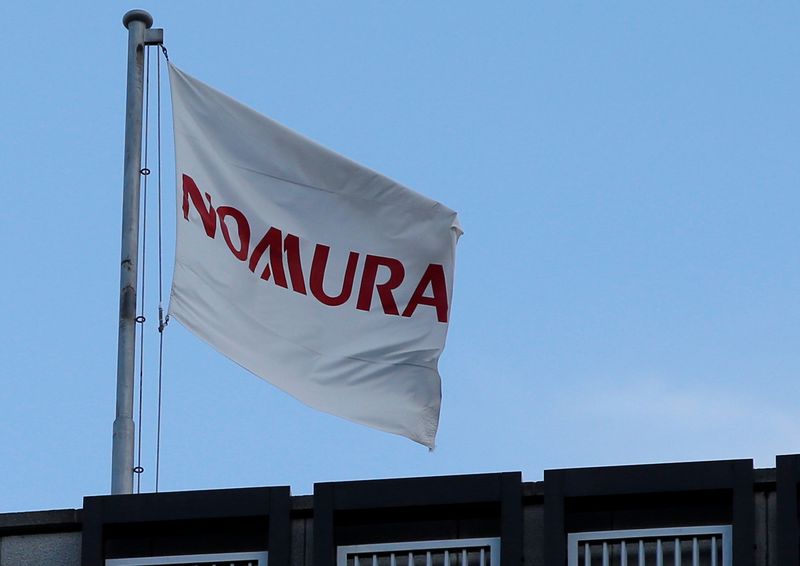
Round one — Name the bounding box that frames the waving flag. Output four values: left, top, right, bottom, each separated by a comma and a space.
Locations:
168, 64, 462, 448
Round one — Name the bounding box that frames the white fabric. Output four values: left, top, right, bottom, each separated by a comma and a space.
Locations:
168, 64, 461, 448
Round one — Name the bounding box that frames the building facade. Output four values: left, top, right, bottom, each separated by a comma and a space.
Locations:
2, 455, 800, 566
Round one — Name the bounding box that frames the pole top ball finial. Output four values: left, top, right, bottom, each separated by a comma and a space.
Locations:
123, 10, 154, 29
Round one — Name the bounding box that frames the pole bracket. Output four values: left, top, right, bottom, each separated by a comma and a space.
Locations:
145, 28, 164, 46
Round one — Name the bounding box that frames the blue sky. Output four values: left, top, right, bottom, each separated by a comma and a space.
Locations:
1, 2, 799, 513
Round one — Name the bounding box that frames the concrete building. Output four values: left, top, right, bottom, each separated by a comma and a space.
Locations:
3, 455, 800, 566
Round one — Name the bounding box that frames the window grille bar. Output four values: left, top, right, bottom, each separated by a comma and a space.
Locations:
567, 525, 731, 566
106, 551, 267, 566
339, 537, 499, 566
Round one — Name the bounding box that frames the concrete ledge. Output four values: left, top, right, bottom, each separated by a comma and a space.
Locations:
0, 509, 81, 535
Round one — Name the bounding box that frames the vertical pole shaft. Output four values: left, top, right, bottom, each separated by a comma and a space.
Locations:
112, 9, 153, 495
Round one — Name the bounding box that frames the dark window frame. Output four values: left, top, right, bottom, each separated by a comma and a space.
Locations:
777, 454, 800, 566
313, 472, 522, 566
81, 486, 290, 566
544, 459, 754, 566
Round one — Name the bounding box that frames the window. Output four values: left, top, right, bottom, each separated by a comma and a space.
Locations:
106, 551, 268, 566
567, 525, 731, 566
337, 537, 500, 566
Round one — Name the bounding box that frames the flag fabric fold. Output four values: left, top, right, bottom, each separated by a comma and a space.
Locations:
168, 63, 461, 448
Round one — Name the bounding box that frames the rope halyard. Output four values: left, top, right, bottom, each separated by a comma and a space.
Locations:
129, 41, 170, 494
155, 44, 169, 492
133, 45, 150, 493
134, 44, 152, 494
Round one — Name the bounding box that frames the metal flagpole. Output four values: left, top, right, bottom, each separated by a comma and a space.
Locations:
112, 10, 163, 495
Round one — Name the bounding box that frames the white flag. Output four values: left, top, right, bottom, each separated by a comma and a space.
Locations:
168, 64, 462, 448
